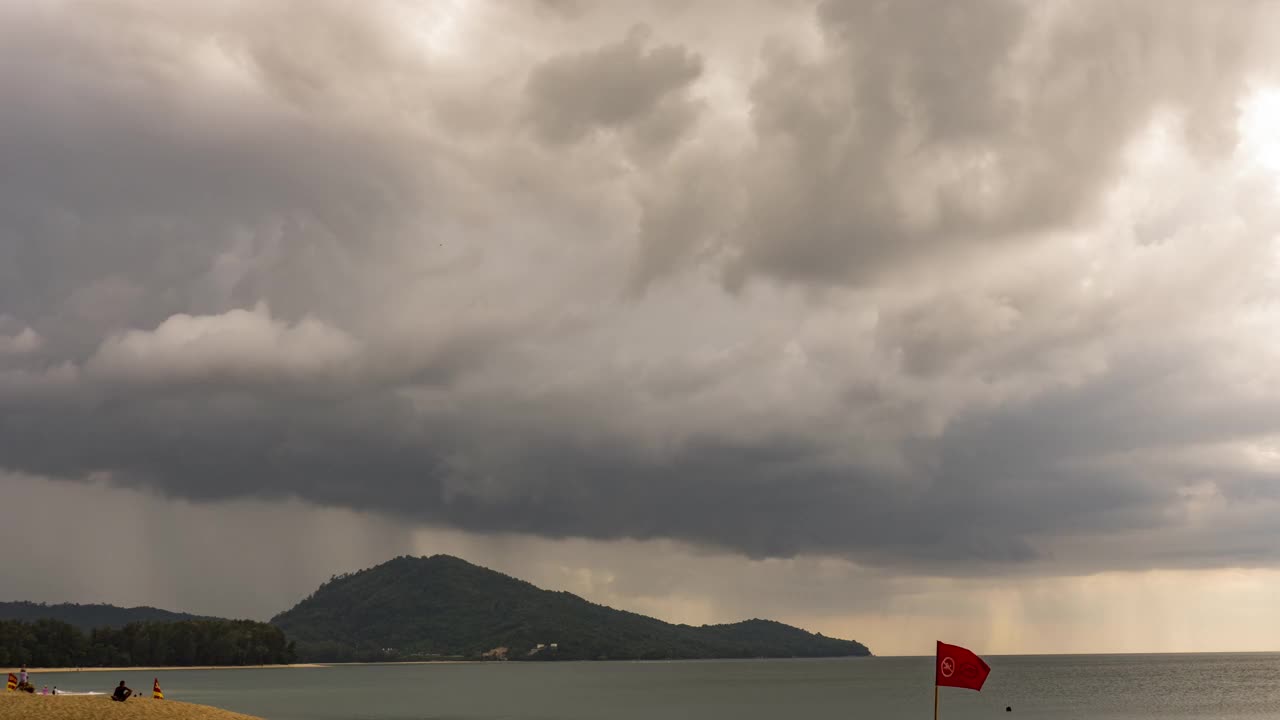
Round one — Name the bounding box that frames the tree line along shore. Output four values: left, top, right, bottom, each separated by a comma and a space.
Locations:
0, 618, 295, 669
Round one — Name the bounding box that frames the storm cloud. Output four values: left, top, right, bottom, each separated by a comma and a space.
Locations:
4, 0, 1280, 597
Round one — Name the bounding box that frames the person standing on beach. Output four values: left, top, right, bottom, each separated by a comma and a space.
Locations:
18, 666, 27, 686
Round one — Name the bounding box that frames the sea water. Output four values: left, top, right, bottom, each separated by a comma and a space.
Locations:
29, 653, 1280, 720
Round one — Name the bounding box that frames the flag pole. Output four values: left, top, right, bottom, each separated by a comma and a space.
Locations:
933, 685, 939, 720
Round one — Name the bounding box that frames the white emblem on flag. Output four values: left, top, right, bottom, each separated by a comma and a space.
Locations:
941, 657, 955, 678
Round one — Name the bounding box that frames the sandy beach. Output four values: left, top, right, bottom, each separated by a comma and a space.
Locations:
0, 692, 263, 719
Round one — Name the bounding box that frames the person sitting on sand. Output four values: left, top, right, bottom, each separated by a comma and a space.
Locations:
41, 685, 48, 695
51, 686, 57, 695
112, 681, 133, 702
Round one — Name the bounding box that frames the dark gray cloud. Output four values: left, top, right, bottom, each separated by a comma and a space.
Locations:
2, 0, 1280, 592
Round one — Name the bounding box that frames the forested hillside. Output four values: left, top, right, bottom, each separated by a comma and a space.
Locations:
0, 601, 205, 631
272, 555, 870, 662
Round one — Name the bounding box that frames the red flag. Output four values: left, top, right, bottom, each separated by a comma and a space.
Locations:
935, 641, 990, 691
153, 678, 164, 700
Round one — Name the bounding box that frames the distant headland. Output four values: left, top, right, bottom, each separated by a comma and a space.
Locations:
3, 555, 871, 665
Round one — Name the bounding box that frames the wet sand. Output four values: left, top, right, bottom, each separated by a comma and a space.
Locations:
0, 692, 263, 719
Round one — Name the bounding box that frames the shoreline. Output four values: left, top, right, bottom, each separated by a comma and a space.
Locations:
2, 663, 327, 673
2, 660, 483, 674
6, 656, 873, 674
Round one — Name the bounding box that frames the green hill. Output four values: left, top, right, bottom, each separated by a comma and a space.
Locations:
0, 601, 208, 631
271, 555, 871, 662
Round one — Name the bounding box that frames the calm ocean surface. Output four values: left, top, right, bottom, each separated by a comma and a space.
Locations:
31, 654, 1280, 720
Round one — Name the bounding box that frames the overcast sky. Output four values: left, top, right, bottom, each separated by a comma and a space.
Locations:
4, 0, 1280, 656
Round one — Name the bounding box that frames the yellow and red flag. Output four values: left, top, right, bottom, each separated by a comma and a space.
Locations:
6, 673, 16, 692
152, 678, 163, 700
